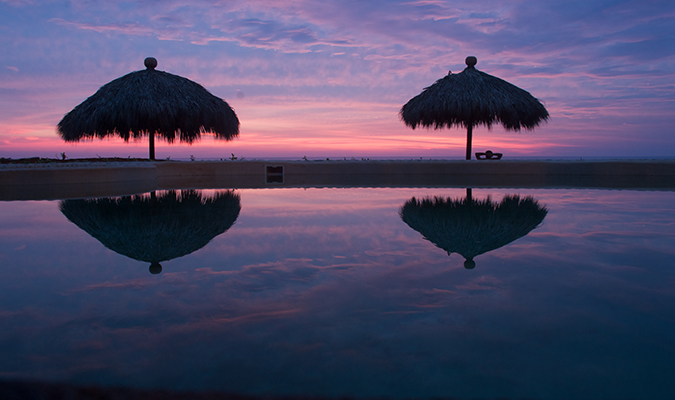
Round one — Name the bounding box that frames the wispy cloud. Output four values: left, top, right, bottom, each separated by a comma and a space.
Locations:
50, 18, 155, 36
1, 0, 34, 6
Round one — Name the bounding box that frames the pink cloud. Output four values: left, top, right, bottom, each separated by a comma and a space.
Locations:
50, 18, 155, 37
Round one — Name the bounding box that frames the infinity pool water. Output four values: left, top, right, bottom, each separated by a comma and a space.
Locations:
1, 187, 674, 399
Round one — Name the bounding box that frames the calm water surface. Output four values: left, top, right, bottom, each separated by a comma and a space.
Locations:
1, 187, 674, 400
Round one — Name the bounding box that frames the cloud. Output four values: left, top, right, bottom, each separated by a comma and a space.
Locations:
204, 14, 354, 52
468, 12, 500, 19
1, 0, 674, 158
50, 18, 155, 37
0, 0, 34, 6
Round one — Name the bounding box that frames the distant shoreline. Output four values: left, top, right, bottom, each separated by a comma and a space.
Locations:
2, 159, 675, 201
3, 155, 675, 164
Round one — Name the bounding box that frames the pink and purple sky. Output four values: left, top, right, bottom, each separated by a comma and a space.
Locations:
1, 0, 673, 160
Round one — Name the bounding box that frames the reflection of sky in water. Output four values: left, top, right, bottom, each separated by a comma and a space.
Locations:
1, 188, 674, 399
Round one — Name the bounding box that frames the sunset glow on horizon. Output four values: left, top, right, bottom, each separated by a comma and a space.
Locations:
1, 0, 673, 160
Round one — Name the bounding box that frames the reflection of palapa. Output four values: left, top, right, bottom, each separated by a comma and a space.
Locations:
60, 190, 241, 274
57, 58, 239, 160
400, 56, 549, 160
400, 193, 547, 269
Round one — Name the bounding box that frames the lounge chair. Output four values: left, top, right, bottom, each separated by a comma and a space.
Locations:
475, 150, 502, 160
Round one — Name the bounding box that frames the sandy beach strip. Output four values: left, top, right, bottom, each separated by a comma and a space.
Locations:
1, 159, 674, 200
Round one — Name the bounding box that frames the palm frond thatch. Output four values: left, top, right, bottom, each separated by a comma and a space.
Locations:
400, 68, 549, 130
59, 189, 241, 273
400, 194, 547, 268
57, 58, 239, 159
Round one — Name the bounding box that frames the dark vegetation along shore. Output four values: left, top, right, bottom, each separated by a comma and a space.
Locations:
1, 157, 153, 164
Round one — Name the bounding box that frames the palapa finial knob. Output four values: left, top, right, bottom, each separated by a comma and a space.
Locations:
144, 57, 157, 70
465, 56, 477, 68
149, 262, 162, 274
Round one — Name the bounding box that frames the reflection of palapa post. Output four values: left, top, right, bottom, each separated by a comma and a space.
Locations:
400, 193, 547, 269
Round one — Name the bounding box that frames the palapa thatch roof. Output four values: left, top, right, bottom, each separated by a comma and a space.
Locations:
60, 189, 241, 274
400, 56, 549, 160
400, 193, 547, 269
400, 56, 549, 131
57, 58, 239, 145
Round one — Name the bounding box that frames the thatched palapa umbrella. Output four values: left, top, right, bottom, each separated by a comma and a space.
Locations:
400, 56, 549, 160
57, 58, 239, 160
400, 192, 547, 269
60, 190, 241, 274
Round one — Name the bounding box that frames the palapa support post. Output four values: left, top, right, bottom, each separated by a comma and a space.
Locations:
146, 58, 157, 161
466, 125, 473, 160
149, 130, 155, 160
464, 57, 477, 161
